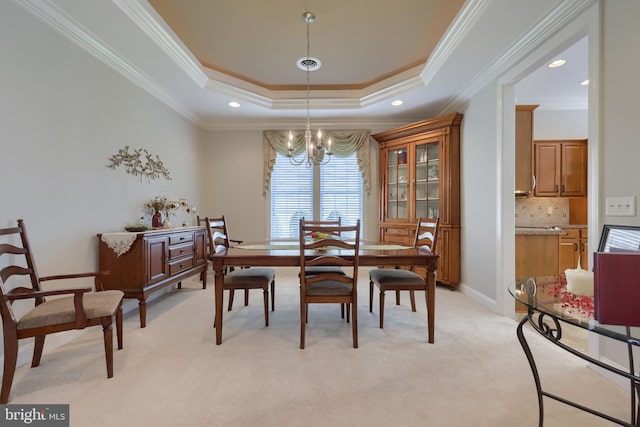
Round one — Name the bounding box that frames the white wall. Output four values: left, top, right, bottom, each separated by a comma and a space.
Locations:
534, 109, 588, 139
198, 129, 383, 242
458, 84, 501, 303
596, 0, 640, 376
0, 1, 202, 363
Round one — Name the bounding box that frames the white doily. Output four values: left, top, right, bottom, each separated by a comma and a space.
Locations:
101, 232, 138, 257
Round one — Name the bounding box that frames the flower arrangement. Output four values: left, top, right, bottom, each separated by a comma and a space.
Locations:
145, 196, 178, 217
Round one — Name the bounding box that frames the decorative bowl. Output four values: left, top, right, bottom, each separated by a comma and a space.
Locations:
124, 226, 149, 232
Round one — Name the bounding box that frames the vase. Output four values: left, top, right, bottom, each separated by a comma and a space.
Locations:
152, 211, 162, 228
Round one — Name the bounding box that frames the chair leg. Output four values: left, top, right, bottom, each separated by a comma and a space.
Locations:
101, 319, 114, 378
31, 335, 45, 368
244, 289, 249, 306
116, 307, 124, 350
263, 288, 269, 327
369, 281, 374, 313
346, 303, 350, 323
379, 290, 385, 328
1, 331, 18, 403
352, 298, 358, 348
395, 290, 401, 305
341, 303, 345, 318
410, 289, 417, 312
271, 280, 275, 311
228, 290, 235, 311
300, 296, 306, 349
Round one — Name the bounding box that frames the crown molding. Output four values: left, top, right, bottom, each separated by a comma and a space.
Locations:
200, 118, 415, 132
419, 0, 492, 87
438, 0, 597, 115
12, 0, 207, 127
112, 0, 208, 88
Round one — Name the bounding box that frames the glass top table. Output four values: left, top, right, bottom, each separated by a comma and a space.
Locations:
509, 276, 640, 427
509, 276, 640, 346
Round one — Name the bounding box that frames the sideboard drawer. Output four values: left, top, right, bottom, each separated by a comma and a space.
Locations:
169, 233, 193, 245
169, 256, 194, 276
169, 243, 194, 260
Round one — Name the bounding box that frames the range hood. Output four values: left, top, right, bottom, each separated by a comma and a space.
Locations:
515, 176, 536, 198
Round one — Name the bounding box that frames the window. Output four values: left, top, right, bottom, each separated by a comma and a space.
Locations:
270, 152, 363, 239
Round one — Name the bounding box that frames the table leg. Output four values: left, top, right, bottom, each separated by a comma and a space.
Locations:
213, 262, 224, 345
426, 267, 435, 344
516, 314, 544, 427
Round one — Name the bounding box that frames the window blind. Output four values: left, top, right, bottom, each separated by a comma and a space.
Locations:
320, 153, 363, 238
270, 152, 313, 239
270, 152, 363, 239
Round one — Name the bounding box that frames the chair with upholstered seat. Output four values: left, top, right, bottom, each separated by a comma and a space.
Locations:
197, 215, 251, 306
0, 219, 124, 403
203, 216, 275, 326
369, 217, 439, 328
299, 218, 351, 320
299, 219, 360, 349
300, 218, 345, 276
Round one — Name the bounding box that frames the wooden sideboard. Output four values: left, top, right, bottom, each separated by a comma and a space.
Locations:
97, 226, 208, 327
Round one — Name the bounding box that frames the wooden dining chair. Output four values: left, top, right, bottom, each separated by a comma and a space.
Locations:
0, 219, 124, 403
299, 218, 351, 320
299, 219, 360, 349
203, 216, 275, 326
369, 217, 440, 328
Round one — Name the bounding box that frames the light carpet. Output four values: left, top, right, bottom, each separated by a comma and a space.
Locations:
6, 267, 631, 426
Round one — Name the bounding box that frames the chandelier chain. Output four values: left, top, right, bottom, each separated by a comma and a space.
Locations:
287, 11, 332, 167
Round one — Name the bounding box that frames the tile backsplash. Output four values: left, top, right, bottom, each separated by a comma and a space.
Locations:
515, 197, 569, 227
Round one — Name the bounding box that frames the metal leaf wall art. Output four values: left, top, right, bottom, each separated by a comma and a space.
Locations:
107, 146, 171, 182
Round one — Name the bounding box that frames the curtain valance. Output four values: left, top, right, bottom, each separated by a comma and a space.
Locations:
263, 130, 372, 196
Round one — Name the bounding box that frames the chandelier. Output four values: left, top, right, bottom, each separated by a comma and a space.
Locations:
287, 11, 332, 166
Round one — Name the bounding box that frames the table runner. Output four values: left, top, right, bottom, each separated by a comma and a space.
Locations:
101, 232, 137, 256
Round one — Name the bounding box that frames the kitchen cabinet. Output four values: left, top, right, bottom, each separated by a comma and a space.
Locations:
97, 226, 208, 327
534, 139, 587, 197
515, 232, 560, 311
559, 228, 588, 273
373, 112, 462, 288
515, 105, 538, 195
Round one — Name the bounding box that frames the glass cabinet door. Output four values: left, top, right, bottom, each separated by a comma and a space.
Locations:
414, 141, 439, 219
386, 148, 409, 219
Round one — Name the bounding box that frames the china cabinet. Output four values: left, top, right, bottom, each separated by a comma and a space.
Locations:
534, 139, 587, 197
373, 112, 462, 287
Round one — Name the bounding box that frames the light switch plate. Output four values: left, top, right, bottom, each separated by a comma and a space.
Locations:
606, 196, 636, 216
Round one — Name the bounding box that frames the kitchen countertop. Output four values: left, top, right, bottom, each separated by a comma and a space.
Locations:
515, 227, 564, 235
515, 224, 587, 235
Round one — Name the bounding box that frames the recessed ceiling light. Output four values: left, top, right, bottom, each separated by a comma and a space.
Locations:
391, 100, 403, 106
580, 79, 589, 86
228, 101, 240, 108
547, 59, 566, 68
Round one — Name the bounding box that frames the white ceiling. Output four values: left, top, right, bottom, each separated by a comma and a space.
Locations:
14, 0, 590, 129
516, 36, 588, 110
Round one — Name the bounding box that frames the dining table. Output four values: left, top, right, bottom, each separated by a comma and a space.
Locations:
209, 241, 439, 345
